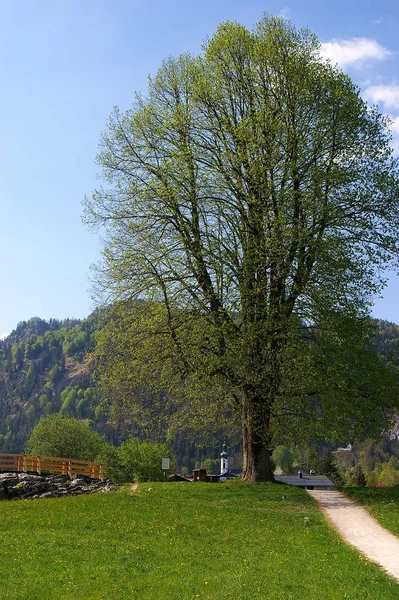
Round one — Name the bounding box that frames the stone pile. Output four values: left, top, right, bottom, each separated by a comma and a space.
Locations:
0, 472, 118, 500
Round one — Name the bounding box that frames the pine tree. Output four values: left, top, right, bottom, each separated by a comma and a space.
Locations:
321, 450, 343, 488
352, 463, 367, 487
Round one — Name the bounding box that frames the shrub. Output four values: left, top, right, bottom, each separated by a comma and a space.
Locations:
98, 443, 126, 483
26, 414, 106, 461
101, 438, 174, 483
378, 462, 399, 487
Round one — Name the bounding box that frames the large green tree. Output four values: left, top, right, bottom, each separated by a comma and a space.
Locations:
84, 16, 399, 481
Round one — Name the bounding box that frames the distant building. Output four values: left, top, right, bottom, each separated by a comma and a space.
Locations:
219, 443, 238, 481
274, 473, 334, 490
220, 442, 228, 475
337, 443, 353, 452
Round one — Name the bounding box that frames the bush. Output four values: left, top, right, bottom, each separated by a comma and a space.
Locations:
378, 462, 399, 487
101, 438, 174, 483
26, 414, 106, 460
98, 443, 126, 483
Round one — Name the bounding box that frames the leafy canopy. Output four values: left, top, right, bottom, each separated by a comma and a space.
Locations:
84, 15, 399, 479
26, 414, 106, 461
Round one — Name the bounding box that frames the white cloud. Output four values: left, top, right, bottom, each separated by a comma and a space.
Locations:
387, 115, 399, 155
362, 87, 399, 155
363, 85, 399, 110
320, 37, 391, 67
279, 7, 290, 19
390, 115, 399, 135
0, 333, 9, 340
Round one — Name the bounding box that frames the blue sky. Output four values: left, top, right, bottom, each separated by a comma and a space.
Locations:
1, 0, 399, 336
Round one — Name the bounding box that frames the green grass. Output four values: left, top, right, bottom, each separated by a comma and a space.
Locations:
0, 481, 398, 599
345, 486, 399, 537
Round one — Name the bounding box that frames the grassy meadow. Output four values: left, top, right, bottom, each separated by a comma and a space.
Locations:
345, 486, 399, 538
0, 481, 398, 599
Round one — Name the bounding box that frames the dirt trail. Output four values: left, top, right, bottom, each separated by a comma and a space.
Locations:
308, 490, 399, 581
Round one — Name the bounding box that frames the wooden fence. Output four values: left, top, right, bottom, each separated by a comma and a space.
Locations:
0, 453, 104, 481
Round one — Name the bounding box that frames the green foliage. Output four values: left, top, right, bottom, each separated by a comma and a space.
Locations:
272, 445, 294, 473
95, 302, 238, 440
97, 443, 123, 482
378, 461, 399, 487
100, 438, 174, 483
352, 463, 367, 487
61, 326, 89, 356
202, 457, 221, 474
0, 308, 242, 467
2, 306, 399, 481
84, 14, 399, 481
203, 458, 213, 473
333, 438, 399, 487
372, 320, 399, 365
0, 312, 114, 454
307, 448, 321, 473
26, 414, 106, 460
321, 451, 343, 489
59, 385, 99, 419
48, 361, 64, 383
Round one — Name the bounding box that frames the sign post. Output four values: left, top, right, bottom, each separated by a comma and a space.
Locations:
162, 457, 170, 481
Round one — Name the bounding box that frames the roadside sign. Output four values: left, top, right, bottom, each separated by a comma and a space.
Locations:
162, 458, 170, 470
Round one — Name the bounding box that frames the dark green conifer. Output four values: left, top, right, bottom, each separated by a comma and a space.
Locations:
321, 450, 343, 489
352, 463, 367, 487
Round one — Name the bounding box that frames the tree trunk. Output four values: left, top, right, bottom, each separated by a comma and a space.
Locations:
241, 399, 274, 482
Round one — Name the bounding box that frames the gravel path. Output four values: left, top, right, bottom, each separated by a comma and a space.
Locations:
308, 490, 399, 581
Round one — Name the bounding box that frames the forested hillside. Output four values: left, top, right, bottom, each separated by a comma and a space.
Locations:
0, 312, 240, 471
0, 314, 397, 471
373, 319, 399, 363
0, 313, 108, 452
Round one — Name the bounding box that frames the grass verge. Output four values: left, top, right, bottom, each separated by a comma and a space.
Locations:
0, 480, 398, 599
345, 486, 399, 537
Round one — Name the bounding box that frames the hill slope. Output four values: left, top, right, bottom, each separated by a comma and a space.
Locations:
0, 312, 239, 470
0, 313, 111, 451
0, 314, 398, 468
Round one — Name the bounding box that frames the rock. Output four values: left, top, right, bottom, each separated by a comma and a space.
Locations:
18, 473, 43, 483
7, 486, 25, 498
50, 474, 70, 484
0, 475, 20, 488
69, 478, 86, 488
0, 471, 118, 501
0, 483, 8, 500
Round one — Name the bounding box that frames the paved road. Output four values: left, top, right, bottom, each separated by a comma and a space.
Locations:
308, 490, 399, 581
